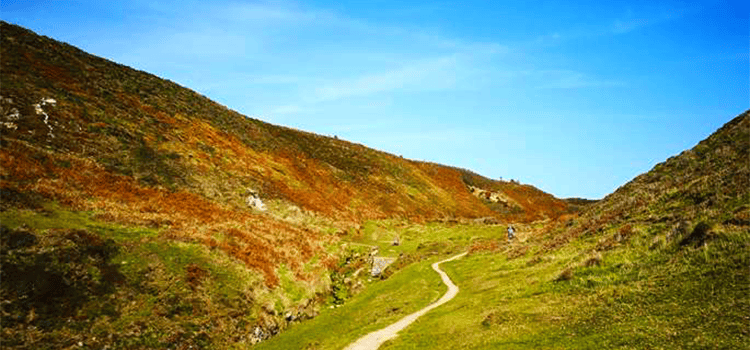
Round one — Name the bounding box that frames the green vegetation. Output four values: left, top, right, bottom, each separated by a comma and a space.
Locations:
256, 257, 445, 350
252, 221, 504, 349
1, 21, 748, 350
0, 205, 313, 349
260, 114, 750, 349
378, 224, 748, 349
352, 220, 505, 258
253, 217, 748, 349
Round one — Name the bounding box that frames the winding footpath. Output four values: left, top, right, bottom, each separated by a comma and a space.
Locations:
344, 252, 468, 350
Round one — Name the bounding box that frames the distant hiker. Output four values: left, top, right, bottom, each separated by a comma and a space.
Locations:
507, 225, 515, 240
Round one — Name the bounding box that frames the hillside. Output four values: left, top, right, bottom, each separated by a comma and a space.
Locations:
542, 112, 749, 250
0, 21, 567, 224
257, 112, 749, 349
0, 21, 572, 348
6, 21, 744, 350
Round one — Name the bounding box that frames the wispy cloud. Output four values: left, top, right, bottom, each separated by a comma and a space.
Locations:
532, 5, 696, 45
610, 4, 701, 34
123, 1, 630, 118
219, 2, 342, 26
411, 32, 510, 55
303, 56, 460, 103
271, 104, 309, 115
535, 70, 625, 89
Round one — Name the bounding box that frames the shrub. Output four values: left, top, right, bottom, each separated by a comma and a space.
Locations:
554, 267, 574, 282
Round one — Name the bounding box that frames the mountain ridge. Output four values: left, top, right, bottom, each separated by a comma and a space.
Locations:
254, 110, 750, 349
1, 21, 748, 349
0, 21, 571, 347
0, 21, 569, 224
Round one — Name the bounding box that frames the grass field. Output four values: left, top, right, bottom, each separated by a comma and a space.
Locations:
4, 205, 746, 349
255, 221, 506, 349
385, 224, 749, 349
0, 204, 323, 349
260, 219, 749, 349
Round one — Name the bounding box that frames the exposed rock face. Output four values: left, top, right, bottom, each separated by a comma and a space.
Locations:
371, 257, 396, 277
468, 185, 520, 209
246, 189, 266, 211
34, 97, 56, 139
1, 96, 20, 130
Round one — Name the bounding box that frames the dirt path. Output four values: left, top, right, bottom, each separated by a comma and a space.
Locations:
343, 252, 468, 350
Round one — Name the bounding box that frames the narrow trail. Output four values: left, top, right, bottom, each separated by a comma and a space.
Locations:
344, 252, 468, 350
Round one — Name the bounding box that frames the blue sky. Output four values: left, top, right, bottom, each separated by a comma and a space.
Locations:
3, 0, 748, 199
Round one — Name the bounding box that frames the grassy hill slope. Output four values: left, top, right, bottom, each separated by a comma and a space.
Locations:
380, 112, 749, 349
261, 112, 749, 349
0, 21, 571, 348
0, 21, 567, 225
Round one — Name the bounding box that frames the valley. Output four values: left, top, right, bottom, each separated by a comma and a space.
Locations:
1, 21, 748, 349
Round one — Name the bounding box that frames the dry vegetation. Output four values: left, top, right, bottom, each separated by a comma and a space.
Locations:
2, 21, 748, 349
0, 21, 570, 223
0, 21, 576, 348
0, 20, 572, 291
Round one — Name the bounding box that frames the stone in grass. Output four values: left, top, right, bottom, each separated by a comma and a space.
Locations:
679, 221, 713, 248
554, 267, 574, 282
582, 252, 603, 267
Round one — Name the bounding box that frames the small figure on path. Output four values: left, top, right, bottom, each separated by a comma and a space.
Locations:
507, 225, 515, 240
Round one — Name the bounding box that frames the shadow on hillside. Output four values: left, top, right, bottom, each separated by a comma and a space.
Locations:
0, 226, 124, 332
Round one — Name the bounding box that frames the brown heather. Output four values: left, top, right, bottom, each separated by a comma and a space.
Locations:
0, 21, 571, 286
2, 21, 749, 349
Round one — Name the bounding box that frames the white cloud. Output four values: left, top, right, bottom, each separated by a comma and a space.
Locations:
271, 104, 308, 114
530, 6, 695, 46
535, 70, 625, 89
303, 56, 460, 103
220, 2, 339, 25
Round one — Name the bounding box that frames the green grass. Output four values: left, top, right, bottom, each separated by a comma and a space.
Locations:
0, 202, 160, 242
255, 256, 447, 350
4, 206, 747, 349
255, 216, 748, 350
1, 202, 96, 230
255, 221, 507, 349
377, 225, 749, 349
351, 220, 505, 258
0, 204, 302, 349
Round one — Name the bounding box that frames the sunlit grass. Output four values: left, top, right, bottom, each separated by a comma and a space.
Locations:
0, 204, 319, 348
349, 220, 506, 258
379, 225, 749, 349
255, 256, 446, 350
254, 214, 749, 350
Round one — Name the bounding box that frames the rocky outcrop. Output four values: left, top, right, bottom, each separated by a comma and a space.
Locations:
468, 185, 520, 209
246, 189, 266, 211
372, 257, 396, 277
